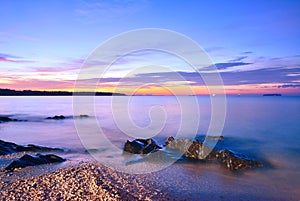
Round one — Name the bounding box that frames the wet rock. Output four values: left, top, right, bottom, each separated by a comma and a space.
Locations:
166, 136, 263, 170
124, 139, 162, 154
165, 136, 218, 160
0, 139, 63, 155
46, 115, 66, 120
217, 149, 264, 170
5, 154, 66, 171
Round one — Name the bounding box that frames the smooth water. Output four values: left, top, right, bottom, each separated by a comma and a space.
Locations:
0, 96, 299, 200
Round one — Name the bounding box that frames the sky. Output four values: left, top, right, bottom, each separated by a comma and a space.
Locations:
0, 0, 300, 95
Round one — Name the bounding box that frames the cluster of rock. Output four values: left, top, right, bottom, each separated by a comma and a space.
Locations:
46, 115, 66, 120
124, 136, 263, 171
0, 139, 65, 171
46, 114, 89, 120
124, 139, 162, 154
0, 117, 20, 123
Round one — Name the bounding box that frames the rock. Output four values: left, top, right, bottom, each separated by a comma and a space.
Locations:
165, 136, 263, 170
46, 115, 66, 120
217, 149, 263, 170
124, 139, 162, 154
0, 139, 63, 155
0, 116, 18, 123
5, 154, 66, 171
165, 137, 218, 160
206, 135, 224, 140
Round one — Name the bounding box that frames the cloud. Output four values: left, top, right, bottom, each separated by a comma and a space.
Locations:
241, 51, 253, 54
213, 62, 252, 69
94, 65, 300, 89
229, 56, 248, 62
0, 53, 20, 59
278, 84, 300, 88
0, 53, 34, 63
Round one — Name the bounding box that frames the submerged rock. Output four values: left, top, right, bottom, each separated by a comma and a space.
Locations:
217, 149, 263, 170
165, 136, 218, 160
5, 154, 66, 171
124, 139, 162, 154
0, 139, 63, 155
46, 115, 66, 120
166, 136, 263, 170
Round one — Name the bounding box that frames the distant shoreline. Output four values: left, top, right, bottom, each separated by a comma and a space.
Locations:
0, 89, 125, 96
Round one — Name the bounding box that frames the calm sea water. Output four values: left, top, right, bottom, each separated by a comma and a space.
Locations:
0, 96, 299, 200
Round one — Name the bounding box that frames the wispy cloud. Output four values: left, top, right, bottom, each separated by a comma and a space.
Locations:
241, 51, 253, 54
278, 84, 300, 88
0, 53, 33, 63
229, 56, 248, 62
213, 62, 252, 70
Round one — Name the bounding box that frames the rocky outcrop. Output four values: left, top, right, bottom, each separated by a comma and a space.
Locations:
217, 150, 263, 170
124, 139, 162, 154
165, 136, 219, 160
5, 154, 66, 171
0, 139, 63, 155
166, 136, 263, 170
124, 136, 264, 171
46, 115, 66, 120
0, 116, 18, 123
46, 115, 89, 120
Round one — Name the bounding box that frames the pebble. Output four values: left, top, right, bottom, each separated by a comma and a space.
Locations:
0, 162, 168, 200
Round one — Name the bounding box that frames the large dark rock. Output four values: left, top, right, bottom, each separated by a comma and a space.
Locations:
124, 139, 162, 154
5, 154, 66, 171
165, 136, 218, 160
0, 139, 63, 155
165, 136, 263, 170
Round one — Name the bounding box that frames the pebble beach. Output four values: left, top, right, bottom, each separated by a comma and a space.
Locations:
0, 162, 168, 201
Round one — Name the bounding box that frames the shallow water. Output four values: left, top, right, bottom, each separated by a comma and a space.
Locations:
0, 96, 299, 200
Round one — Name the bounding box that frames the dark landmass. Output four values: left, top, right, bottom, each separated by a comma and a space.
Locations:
46, 114, 89, 120
0, 89, 125, 96
263, 93, 282, 96
0, 116, 19, 123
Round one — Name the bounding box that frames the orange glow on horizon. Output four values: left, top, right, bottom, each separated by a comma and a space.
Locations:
1, 80, 299, 95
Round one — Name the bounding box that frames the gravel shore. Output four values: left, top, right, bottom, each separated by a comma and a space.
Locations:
0, 162, 168, 200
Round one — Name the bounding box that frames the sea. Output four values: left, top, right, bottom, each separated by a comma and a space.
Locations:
0, 96, 299, 200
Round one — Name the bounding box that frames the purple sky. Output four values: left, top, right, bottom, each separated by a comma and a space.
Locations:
0, 0, 300, 95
